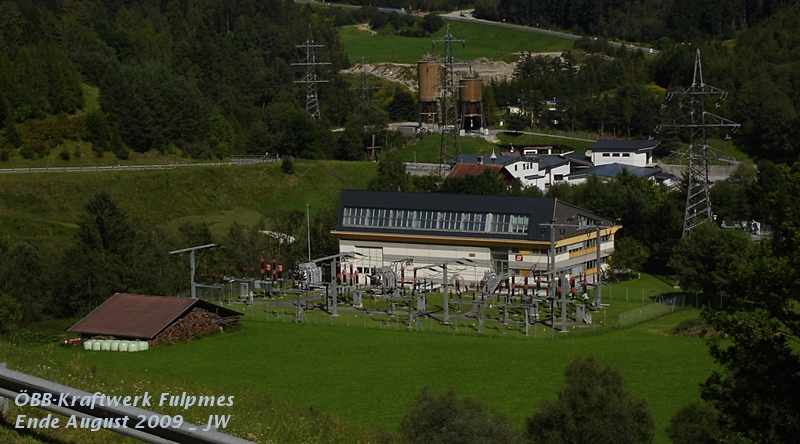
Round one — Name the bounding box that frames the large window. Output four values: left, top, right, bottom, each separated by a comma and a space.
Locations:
492, 214, 528, 234
440, 211, 462, 230
463, 213, 487, 231
343, 207, 368, 226
511, 215, 529, 233
391, 209, 415, 228
492, 214, 511, 232
417, 210, 438, 229
369, 209, 390, 227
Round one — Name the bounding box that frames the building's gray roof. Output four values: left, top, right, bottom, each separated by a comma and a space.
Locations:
562, 152, 593, 165
337, 190, 613, 243
589, 139, 661, 152
448, 153, 519, 165
569, 163, 662, 179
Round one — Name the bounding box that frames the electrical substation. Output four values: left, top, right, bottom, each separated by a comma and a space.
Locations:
174, 190, 622, 337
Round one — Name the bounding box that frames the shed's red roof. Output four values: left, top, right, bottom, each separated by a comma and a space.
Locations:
68, 293, 242, 339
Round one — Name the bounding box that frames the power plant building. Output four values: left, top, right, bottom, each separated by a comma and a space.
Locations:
333, 190, 620, 285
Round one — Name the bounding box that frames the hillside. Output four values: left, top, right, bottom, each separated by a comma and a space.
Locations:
0, 161, 377, 247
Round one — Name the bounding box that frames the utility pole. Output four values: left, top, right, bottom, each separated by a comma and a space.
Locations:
306, 203, 311, 261
169, 244, 216, 299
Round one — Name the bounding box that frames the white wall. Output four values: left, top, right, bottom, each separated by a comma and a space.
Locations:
592, 151, 650, 167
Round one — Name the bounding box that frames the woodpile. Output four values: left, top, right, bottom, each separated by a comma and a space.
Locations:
152, 308, 224, 345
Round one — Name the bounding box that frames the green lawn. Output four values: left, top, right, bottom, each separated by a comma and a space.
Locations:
339, 20, 575, 64
394, 134, 496, 162
5, 306, 711, 444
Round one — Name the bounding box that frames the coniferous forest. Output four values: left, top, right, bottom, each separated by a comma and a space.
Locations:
2, 1, 800, 163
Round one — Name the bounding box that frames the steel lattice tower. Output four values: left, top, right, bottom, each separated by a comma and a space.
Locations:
292, 25, 330, 119
357, 57, 377, 102
658, 50, 739, 237
433, 24, 467, 175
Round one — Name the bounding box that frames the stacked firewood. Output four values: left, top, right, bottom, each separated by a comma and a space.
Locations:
152, 308, 223, 345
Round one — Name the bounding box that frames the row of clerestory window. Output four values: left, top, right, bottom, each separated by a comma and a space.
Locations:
343, 207, 530, 234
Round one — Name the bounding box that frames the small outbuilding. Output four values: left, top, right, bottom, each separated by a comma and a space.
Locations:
68, 293, 243, 344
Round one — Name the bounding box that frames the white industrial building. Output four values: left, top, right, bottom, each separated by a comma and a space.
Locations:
588, 139, 659, 167
332, 190, 621, 285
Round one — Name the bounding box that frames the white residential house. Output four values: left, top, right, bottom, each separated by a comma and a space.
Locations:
588, 139, 660, 167
502, 156, 571, 190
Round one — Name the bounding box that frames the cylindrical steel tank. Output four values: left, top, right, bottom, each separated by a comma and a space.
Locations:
418, 58, 440, 102
460, 76, 483, 103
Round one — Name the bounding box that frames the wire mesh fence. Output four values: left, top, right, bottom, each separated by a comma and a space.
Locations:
616, 294, 687, 329
232, 298, 618, 341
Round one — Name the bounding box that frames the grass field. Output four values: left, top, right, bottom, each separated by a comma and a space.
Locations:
339, 20, 575, 64
0, 160, 377, 246
393, 130, 600, 163
2, 305, 711, 444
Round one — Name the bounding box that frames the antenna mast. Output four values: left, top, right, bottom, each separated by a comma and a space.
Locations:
657, 50, 739, 237
293, 24, 330, 119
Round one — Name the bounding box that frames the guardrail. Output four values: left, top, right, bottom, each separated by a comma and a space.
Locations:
0, 363, 253, 444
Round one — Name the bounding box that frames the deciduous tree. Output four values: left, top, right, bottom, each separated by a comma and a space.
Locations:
526, 355, 655, 444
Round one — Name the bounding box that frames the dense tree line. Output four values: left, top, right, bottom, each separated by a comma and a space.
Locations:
487, 3, 800, 164
474, 0, 799, 44
0, 191, 339, 332
666, 161, 800, 443
0, 0, 419, 161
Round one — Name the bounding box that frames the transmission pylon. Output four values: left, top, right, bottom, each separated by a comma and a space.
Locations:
657, 49, 739, 237
355, 57, 378, 102
292, 24, 330, 119
433, 24, 468, 176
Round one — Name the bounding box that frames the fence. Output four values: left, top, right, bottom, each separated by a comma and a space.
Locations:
233, 296, 615, 341
616, 294, 686, 329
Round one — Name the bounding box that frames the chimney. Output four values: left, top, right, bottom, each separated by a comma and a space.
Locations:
477, 155, 483, 165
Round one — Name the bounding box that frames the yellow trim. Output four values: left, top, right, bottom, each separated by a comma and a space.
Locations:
331, 230, 552, 249
554, 226, 621, 248
332, 225, 620, 250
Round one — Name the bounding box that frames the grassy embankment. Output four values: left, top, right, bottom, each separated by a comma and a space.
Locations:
339, 19, 575, 64
0, 160, 377, 248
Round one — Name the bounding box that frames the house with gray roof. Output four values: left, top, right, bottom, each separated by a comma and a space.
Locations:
588, 139, 660, 167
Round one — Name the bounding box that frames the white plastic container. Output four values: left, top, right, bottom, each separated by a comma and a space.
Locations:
91, 341, 101, 351
118, 341, 129, 352
111, 340, 120, 351
101, 340, 111, 351
128, 341, 139, 352
83, 340, 93, 350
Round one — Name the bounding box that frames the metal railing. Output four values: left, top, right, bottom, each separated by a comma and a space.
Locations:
0, 363, 253, 444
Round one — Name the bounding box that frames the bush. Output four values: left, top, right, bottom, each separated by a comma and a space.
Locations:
400, 386, 525, 444
281, 158, 294, 174
59, 147, 71, 161
673, 317, 704, 335
18, 144, 34, 159
527, 355, 655, 444
667, 402, 720, 444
